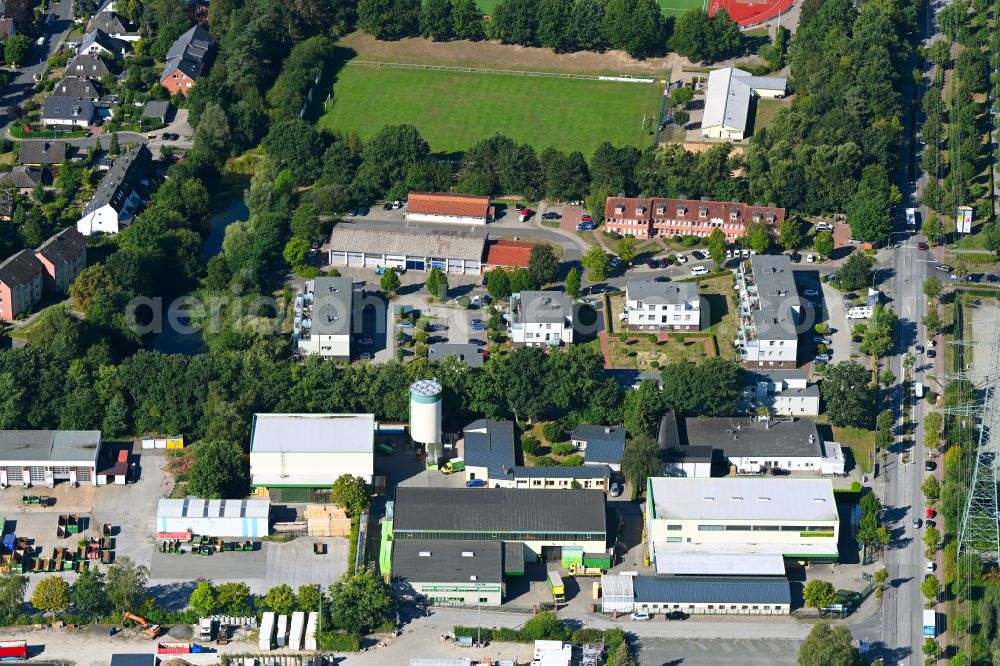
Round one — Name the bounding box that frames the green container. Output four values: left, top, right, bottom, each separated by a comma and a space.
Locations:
561, 546, 584, 567
583, 553, 612, 568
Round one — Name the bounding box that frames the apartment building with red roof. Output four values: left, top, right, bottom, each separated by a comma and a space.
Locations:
603, 196, 785, 242
405, 192, 493, 226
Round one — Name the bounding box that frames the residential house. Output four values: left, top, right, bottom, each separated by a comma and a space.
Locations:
160, 25, 214, 96
702, 67, 787, 141
293, 276, 355, 360
78, 29, 129, 57
624, 280, 701, 331
52, 76, 100, 99
405, 192, 492, 226
0, 166, 42, 194
42, 96, 94, 128
736, 255, 800, 369
76, 144, 152, 236
34, 227, 86, 293
744, 370, 820, 416
508, 291, 573, 347
482, 239, 533, 272
86, 11, 139, 41
66, 53, 111, 78
603, 196, 785, 242
462, 419, 516, 487
571, 424, 626, 472
511, 465, 610, 491
0, 249, 42, 321
18, 140, 66, 166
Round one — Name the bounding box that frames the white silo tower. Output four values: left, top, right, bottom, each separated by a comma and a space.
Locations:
410, 379, 443, 464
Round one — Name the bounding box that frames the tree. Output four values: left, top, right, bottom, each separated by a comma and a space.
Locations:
746, 222, 770, 253
108, 131, 121, 157
262, 120, 325, 182
189, 581, 218, 617
660, 358, 744, 416
72, 0, 98, 20
328, 569, 395, 634
921, 574, 940, 603
380, 267, 401, 295
0, 573, 26, 619
331, 474, 371, 517
623, 380, 664, 438
923, 310, 942, 336
425, 266, 448, 299
820, 362, 875, 428
620, 435, 661, 493
187, 441, 250, 499
838, 252, 875, 290
708, 228, 726, 265
798, 624, 861, 666
72, 567, 106, 620
421, 0, 454, 40
32, 576, 70, 616
522, 611, 571, 640
358, 0, 421, 39
847, 164, 899, 243
215, 582, 251, 615
70, 264, 116, 313
528, 244, 559, 286
582, 247, 611, 281
923, 276, 942, 301
537, 0, 574, 52
617, 236, 637, 263
922, 637, 941, 658
671, 86, 694, 109
924, 525, 940, 552
602, 0, 665, 59
105, 557, 148, 613
609, 639, 636, 666
778, 216, 806, 251
861, 305, 898, 358
491, 0, 539, 45
802, 579, 836, 608
814, 232, 834, 257
3, 36, 30, 67
922, 475, 940, 501
487, 267, 512, 301
452, 0, 484, 40
263, 584, 296, 616
565, 267, 581, 299
670, 9, 712, 61
283, 238, 311, 273
922, 214, 943, 245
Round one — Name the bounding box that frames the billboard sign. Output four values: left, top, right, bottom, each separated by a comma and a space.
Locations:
957, 206, 973, 234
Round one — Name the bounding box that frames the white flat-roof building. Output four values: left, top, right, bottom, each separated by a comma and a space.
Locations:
701, 67, 787, 141
249, 414, 375, 488
0, 430, 102, 486
744, 370, 820, 416
508, 291, 573, 347
624, 281, 701, 331
736, 255, 800, 369
293, 277, 355, 360
645, 477, 840, 562
156, 498, 270, 537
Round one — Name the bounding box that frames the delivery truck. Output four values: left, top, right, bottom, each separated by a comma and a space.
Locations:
548, 571, 565, 603
442, 458, 465, 474
923, 609, 937, 638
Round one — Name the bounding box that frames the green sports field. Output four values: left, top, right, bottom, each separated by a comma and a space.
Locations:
476, 0, 706, 16
318, 64, 664, 155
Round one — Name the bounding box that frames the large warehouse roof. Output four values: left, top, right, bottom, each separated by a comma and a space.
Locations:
648, 477, 837, 522
632, 575, 791, 605
654, 552, 786, 576
327, 223, 486, 261
393, 487, 606, 535
157, 498, 270, 519
392, 539, 502, 584
0, 430, 101, 463
250, 414, 374, 454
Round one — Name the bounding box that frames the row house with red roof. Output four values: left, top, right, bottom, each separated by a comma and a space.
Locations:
602, 196, 785, 242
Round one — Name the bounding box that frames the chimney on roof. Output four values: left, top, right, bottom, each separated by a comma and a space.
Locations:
604, 426, 611, 434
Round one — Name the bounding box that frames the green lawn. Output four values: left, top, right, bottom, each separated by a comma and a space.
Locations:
318, 64, 663, 155
477, 0, 705, 15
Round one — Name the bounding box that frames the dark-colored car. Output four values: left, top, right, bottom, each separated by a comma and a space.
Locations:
927, 349, 936, 358
666, 611, 688, 621
383, 202, 393, 210
542, 212, 561, 220
577, 222, 595, 231
654, 275, 671, 282
769, 467, 790, 476
21, 85, 32, 95
357, 335, 374, 345
162, 132, 180, 140
913, 517, 922, 528
918, 241, 929, 250
925, 460, 936, 471
646, 260, 659, 269
988, 274, 1000, 283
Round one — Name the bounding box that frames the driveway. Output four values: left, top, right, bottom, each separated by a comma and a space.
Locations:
821, 279, 854, 365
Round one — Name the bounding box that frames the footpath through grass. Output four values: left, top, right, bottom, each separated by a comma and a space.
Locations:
318, 64, 663, 155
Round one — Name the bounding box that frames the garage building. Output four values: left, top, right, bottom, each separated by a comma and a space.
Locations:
157, 498, 270, 537
249, 413, 375, 488
326, 224, 486, 274
0, 430, 102, 486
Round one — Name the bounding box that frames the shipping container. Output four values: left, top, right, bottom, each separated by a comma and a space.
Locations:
258, 612, 276, 651
276, 614, 288, 648
0, 640, 26, 659
288, 611, 305, 651
157, 642, 192, 654
141, 438, 154, 450
304, 612, 318, 650
166, 436, 185, 449
583, 553, 612, 568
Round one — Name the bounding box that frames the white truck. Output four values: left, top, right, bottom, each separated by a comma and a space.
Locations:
199, 618, 214, 642
923, 609, 937, 638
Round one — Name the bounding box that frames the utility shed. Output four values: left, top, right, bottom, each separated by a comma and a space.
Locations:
600, 573, 635, 613
156, 498, 270, 537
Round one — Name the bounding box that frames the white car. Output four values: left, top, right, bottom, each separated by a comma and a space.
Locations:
849, 237, 861, 244
926, 561, 936, 573
35, 36, 45, 46
816, 223, 833, 232
630, 612, 651, 621
674, 253, 688, 264
806, 254, 816, 263
691, 266, 709, 276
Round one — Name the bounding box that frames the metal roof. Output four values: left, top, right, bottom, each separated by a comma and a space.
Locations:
0, 430, 101, 463
250, 413, 374, 454
632, 575, 791, 605
648, 477, 838, 522
626, 280, 699, 306
393, 539, 502, 584
463, 419, 515, 479
393, 487, 607, 535
683, 416, 821, 458
600, 573, 634, 599
702, 67, 787, 134
512, 465, 610, 479
654, 552, 786, 576
327, 223, 486, 261
157, 498, 270, 519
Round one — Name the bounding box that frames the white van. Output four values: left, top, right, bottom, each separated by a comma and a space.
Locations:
846, 306, 874, 319
691, 266, 709, 276
914, 382, 925, 399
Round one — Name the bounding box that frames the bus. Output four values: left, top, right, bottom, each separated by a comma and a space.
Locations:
548, 571, 565, 603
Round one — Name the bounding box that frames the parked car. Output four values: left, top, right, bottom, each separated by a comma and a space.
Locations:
814, 337, 832, 345
988, 274, 1000, 283
580, 214, 593, 222
925, 460, 936, 471
803, 289, 819, 297
692, 250, 708, 260
926, 519, 936, 528
654, 275, 671, 282
926, 508, 937, 518
927, 349, 936, 358
814, 354, 831, 363
630, 612, 650, 621
383, 202, 393, 210
815, 222, 833, 231
358, 352, 373, 361
21, 85, 32, 95
915, 345, 924, 354
391, 200, 403, 209
848, 237, 861, 244
35, 36, 45, 46
913, 517, 923, 528
936, 264, 953, 272
918, 241, 929, 250
610, 481, 622, 497
674, 253, 688, 264
398, 320, 414, 329
471, 319, 486, 331
466, 479, 486, 488
806, 254, 816, 263
666, 611, 689, 621
926, 561, 936, 573
577, 222, 595, 231
162, 133, 180, 141
542, 212, 561, 220
691, 266, 709, 276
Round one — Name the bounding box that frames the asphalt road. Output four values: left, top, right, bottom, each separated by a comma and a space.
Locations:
4, 0, 72, 105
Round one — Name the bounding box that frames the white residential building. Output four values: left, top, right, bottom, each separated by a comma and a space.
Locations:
76, 145, 151, 236
744, 370, 820, 416
701, 67, 787, 141
624, 280, 701, 331
736, 255, 800, 369
508, 291, 573, 347
293, 277, 354, 361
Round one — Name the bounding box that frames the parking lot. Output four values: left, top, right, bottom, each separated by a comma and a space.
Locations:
637, 637, 802, 665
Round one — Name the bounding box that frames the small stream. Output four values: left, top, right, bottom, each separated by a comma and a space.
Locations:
151, 184, 250, 355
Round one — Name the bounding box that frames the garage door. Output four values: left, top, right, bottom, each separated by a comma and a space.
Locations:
364, 254, 382, 268
347, 252, 364, 267
448, 259, 464, 273
406, 259, 425, 271
329, 251, 348, 265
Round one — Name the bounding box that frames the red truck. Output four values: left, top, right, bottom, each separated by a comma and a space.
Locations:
0, 641, 27, 660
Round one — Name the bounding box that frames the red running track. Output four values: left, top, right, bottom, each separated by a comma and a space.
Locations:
709, 0, 795, 27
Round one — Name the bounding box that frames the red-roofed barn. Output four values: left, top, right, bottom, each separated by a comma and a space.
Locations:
405, 192, 492, 226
